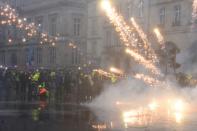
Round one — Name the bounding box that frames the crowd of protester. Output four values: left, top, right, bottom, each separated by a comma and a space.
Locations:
0, 67, 111, 104
0, 66, 195, 104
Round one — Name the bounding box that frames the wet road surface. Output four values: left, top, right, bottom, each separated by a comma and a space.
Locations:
0, 102, 95, 131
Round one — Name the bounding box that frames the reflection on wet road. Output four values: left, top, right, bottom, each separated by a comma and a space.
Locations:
1, 102, 197, 131
0, 102, 95, 131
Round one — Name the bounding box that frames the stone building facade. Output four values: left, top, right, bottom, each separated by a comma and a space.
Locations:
1, 0, 197, 71
149, 0, 195, 50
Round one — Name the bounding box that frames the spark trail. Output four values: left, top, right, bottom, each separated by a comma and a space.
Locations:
0, 4, 57, 45
101, 0, 162, 76
134, 73, 164, 87
125, 48, 161, 75
192, 0, 197, 24
131, 18, 158, 63
153, 28, 165, 50
93, 69, 118, 78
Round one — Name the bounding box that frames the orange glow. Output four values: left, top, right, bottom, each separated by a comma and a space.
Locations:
101, 0, 111, 11
148, 101, 158, 111
174, 99, 184, 112
110, 67, 123, 75
153, 28, 165, 49
93, 69, 117, 78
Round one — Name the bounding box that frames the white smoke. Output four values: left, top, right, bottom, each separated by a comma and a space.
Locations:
177, 44, 197, 76
87, 76, 197, 130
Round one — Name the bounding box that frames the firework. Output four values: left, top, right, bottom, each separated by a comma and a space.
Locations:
123, 110, 138, 124
0, 4, 57, 46
172, 99, 185, 123
101, 0, 111, 11
192, 0, 197, 24
92, 124, 107, 130
125, 49, 161, 75
153, 28, 165, 49
122, 107, 152, 127
131, 18, 158, 63
101, 0, 163, 78
148, 100, 158, 111
93, 69, 117, 78
110, 67, 124, 75
69, 43, 77, 49
134, 73, 162, 87
173, 99, 184, 112
100, 0, 157, 62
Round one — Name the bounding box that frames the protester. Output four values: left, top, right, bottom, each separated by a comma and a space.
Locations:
0, 67, 111, 104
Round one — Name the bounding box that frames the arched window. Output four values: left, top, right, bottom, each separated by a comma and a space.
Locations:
11, 51, 17, 66
138, 0, 144, 18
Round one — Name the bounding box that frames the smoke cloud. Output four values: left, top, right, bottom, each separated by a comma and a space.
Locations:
177, 44, 197, 75
86, 76, 197, 130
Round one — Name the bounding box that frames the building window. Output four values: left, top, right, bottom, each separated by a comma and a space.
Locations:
0, 27, 6, 43
138, 0, 144, 18
25, 48, 34, 65
49, 14, 58, 36
115, 35, 120, 46
25, 49, 28, 64
10, 51, 17, 66
36, 47, 42, 65
49, 47, 56, 64
0, 51, 5, 65
35, 16, 44, 31
106, 30, 111, 46
173, 5, 181, 26
159, 7, 165, 26
92, 41, 97, 56
73, 18, 81, 36
71, 48, 78, 65
91, 18, 97, 35
71, 48, 75, 64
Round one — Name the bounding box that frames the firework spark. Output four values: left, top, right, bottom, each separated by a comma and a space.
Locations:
101, 0, 162, 78
131, 18, 158, 63
0, 4, 57, 46
100, 0, 159, 63
134, 73, 162, 87
125, 48, 161, 75
153, 28, 165, 49
110, 67, 124, 75
192, 0, 197, 24
148, 100, 158, 111
93, 69, 117, 78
